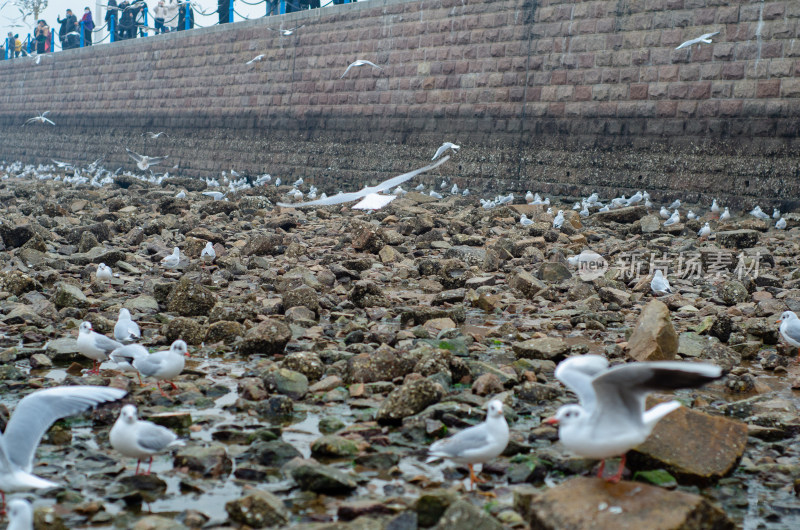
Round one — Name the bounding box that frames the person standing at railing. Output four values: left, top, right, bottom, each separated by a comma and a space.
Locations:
118, 1, 136, 39
164, 0, 179, 32
81, 7, 95, 45
106, 0, 119, 40
218, 0, 229, 24
152, 0, 167, 33
34, 20, 51, 53
133, 1, 147, 37
266, 0, 278, 16
58, 8, 80, 49
177, 2, 193, 31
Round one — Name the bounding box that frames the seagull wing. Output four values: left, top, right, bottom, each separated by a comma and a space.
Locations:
371, 155, 450, 193
146, 155, 169, 165
110, 344, 148, 364
555, 355, 609, 413
126, 148, 144, 164
432, 144, 448, 160
136, 422, 180, 452
277, 191, 363, 208
340, 62, 355, 78
44, 118, 55, 126
3, 386, 126, 472
362, 60, 383, 70
133, 352, 168, 377
675, 38, 697, 50
700, 31, 720, 39
428, 422, 491, 460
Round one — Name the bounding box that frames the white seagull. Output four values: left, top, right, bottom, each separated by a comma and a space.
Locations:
0, 386, 126, 507
340, 59, 383, 79
552, 210, 565, 229
134, 340, 189, 396
659, 206, 671, 219
142, 131, 167, 139
777, 311, 800, 357
686, 210, 697, 220
110, 404, 185, 475
775, 217, 787, 230
720, 207, 731, 221
663, 210, 680, 226
77, 322, 123, 374
246, 54, 265, 65
432, 142, 460, 160
126, 148, 168, 171
161, 247, 181, 270
668, 199, 681, 209
698, 222, 711, 238
352, 193, 397, 211
201, 242, 216, 267
175, 190, 186, 199
426, 399, 509, 489
650, 269, 673, 295
268, 24, 304, 36
544, 355, 721, 482
772, 208, 781, 219
676, 31, 720, 50
96, 263, 113, 282
711, 199, 721, 214
750, 205, 770, 220
23, 111, 54, 126
109, 344, 148, 383
201, 191, 226, 201
114, 308, 141, 344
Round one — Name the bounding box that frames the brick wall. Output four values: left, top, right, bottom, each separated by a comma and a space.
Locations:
0, 0, 798, 207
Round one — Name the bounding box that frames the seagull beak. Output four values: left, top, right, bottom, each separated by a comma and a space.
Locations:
776, 319, 782, 324
543, 417, 559, 425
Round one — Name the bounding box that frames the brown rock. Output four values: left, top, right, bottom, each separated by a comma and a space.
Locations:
471, 373, 504, 396
627, 300, 678, 361
508, 270, 546, 298
512, 337, 569, 362
517, 477, 733, 529
629, 404, 747, 485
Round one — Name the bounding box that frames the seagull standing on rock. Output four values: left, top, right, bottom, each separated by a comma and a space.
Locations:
77, 321, 123, 374
161, 247, 181, 270
96, 263, 113, 282
698, 222, 711, 238
650, 269, 673, 295
720, 207, 731, 221
201, 242, 216, 269
750, 206, 771, 220
773, 208, 781, 219
663, 210, 680, 226
134, 340, 189, 397
426, 399, 509, 489
552, 210, 565, 229
659, 206, 671, 219
777, 311, 800, 357
110, 404, 185, 475
114, 308, 141, 344
775, 217, 787, 230
544, 355, 722, 483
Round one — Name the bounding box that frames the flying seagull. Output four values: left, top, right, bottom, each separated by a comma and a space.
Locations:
268, 25, 304, 36
23, 112, 54, 126
432, 142, 460, 161
142, 131, 167, 139
126, 148, 168, 171
340, 60, 383, 79
676, 31, 720, 50
246, 54, 265, 65
277, 156, 450, 208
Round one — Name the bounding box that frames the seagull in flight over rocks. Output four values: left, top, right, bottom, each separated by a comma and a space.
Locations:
676, 31, 720, 50
432, 142, 460, 160
142, 131, 167, 139
268, 24, 304, 36
340, 60, 383, 79
23, 111, 54, 126
126, 148, 168, 171
246, 54, 265, 65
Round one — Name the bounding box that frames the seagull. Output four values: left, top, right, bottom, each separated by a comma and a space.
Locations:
663, 210, 680, 226
110, 405, 185, 475
720, 207, 731, 221
772, 208, 781, 219
133, 340, 189, 397
0, 386, 126, 508
525, 191, 534, 204
520, 214, 533, 226
668, 199, 681, 209
626, 191, 642, 205
142, 131, 167, 139
340, 59, 383, 79
777, 311, 800, 357
275, 178, 281, 186
175, 190, 186, 199
676, 31, 720, 50
51, 159, 73, 169
426, 399, 509, 489
293, 177, 304, 187
23, 112, 54, 126
429, 190, 443, 199
200, 242, 217, 267
202, 191, 226, 201
552, 210, 565, 229
711, 199, 721, 214
246, 54, 265, 65
775, 217, 787, 230
161, 247, 181, 270
450, 183, 459, 195
96, 263, 113, 282
278, 156, 449, 208
126, 148, 168, 171
686, 210, 696, 220
432, 142, 460, 161
650, 269, 672, 295
462, 189, 470, 197
750, 205, 770, 220
114, 309, 141, 344
6, 498, 32, 530
77, 322, 123, 374
544, 355, 722, 482
268, 24, 304, 36
352, 193, 397, 211
109, 344, 148, 383
698, 222, 711, 238
579, 203, 590, 217
659, 206, 671, 219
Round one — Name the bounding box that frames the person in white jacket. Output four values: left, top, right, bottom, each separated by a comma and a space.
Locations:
164, 0, 180, 32
152, 0, 168, 33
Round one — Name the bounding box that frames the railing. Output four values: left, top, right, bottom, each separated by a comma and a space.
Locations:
2, 0, 355, 59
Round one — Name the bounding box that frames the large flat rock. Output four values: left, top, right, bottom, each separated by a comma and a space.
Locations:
592, 206, 648, 224
630, 404, 747, 485
515, 477, 734, 529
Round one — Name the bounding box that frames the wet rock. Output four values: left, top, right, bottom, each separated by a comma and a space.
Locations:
173, 445, 232, 478
30, 353, 53, 369
415, 489, 458, 527
291, 462, 358, 494
238, 319, 292, 356
709, 314, 733, 342
205, 320, 243, 343
131, 516, 188, 530
249, 440, 303, 467
52, 282, 89, 309
716, 229, 759, 249
538, 262, 572, 282
282, 351, 325, 382
346, 347, 415, 384
166, 278, 217, 317
718, 280, 749, 305
376, 379, 444, 424
166, 317, 206, 345
434, 500, 503, 530
319, 416, 346, 434
517, 477, 733, 529
256, 396, 294, 419
472, 373, 504, 396
282, 285, 321, 316
630, 406, 747, 485
627, 300, 678, 361
508, 270, 546, 298
225, 489, 289, 528
149, 412, 192, 430
32, 505, 67, 529
118, 475, 168, 503
263, 368, 309, 399
516, 381, 563, 403
512, 337, 569, 362
349, 280, 390, 308
311, 435, 359, 458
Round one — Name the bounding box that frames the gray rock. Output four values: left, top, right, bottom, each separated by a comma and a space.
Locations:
173, 445, 232, 478
434, 500, 503, 530
716, 229, 760, 249
238, 320, 292, 356
311, 435, 359, 458
166, 278, 217, 317
67, 246, 126, 266
593, 205, 648, 223
263, 368, 309, 399
512, 337, 569, 361
376, 379, 444, 424
225, 489, 289, 528
52, 282, 89, 309
290, 463, 358, 494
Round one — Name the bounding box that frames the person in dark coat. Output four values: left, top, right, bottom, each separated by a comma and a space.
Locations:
218, 0, 229, 24
177, 2, 194, 30
118, 0, 136, 40
105, 0, 119, 40
34, 20, 51, 53
57, 9, 79, 49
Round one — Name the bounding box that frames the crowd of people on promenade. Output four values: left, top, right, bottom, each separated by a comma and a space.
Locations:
2, 0, 357, 59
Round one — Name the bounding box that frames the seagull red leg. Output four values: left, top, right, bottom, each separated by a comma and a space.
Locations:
157, 381, 168, 397
135, 460, 141, 475
596, 459, 606, 479
606, 454, 626, 483
169, 381, 178, 390
146, 457, 153, 475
